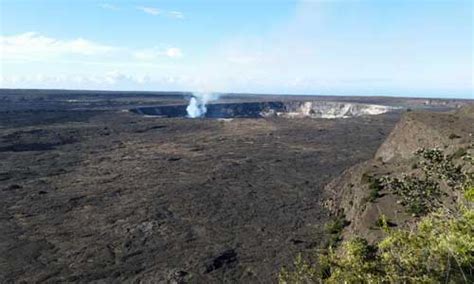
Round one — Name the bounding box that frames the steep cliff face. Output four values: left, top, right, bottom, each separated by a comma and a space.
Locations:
324, 105, 474, 243
277, 101, 392, 119
375, 109, 472, 162
131, 101, 393, 119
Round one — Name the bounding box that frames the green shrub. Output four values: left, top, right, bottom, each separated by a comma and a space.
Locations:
378, 208, 474, 283
280, 147, 474, 283
378, 147, 469, 215
374, 214, 389, 230
452, 147, 468, 160
279, 254, 319, 283
367, 178, 382, 202
417, 148, 466, 189
361, 172, 372, 184
326, 234, 342, 248
361, 174, 383, 203
280, 208, 474, 283
318, 237, 380, 283
324, 216, 348, 235
324, 216, 349, 248
380, 175, 440, 216
465, 186, 474, 202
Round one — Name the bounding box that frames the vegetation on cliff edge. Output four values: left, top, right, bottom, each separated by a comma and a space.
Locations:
280, 146, 473, 283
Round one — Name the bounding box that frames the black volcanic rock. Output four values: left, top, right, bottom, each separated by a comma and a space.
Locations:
1, 89, 466, 282
204, 249, 238, 273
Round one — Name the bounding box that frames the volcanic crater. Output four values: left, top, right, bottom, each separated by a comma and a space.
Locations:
131, 100, 393, 119
0, 90, 468, 283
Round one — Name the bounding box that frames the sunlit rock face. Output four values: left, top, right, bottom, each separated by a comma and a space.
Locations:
131, 101, 393, 119
271, 101, 392, 119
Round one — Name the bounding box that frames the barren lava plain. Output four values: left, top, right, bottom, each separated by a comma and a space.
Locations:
0, 89, 469, 282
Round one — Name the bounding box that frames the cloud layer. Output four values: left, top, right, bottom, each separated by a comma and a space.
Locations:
136, 6, 185, 19
136, 6, 160, 16
99, 3, 185, 19
0, 32, 115, 60
133, 47, 183, 61
1, 32, 182, 62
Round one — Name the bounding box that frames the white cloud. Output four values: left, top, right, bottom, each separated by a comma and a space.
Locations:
0, 32, 116, 60
99, 3, 119, 10
135, 6, 184, 19
169, 11, 184, 19
226, 55, 258, 64
136, 6, 161, 16
0, 72, 191, 91
133, 47, 183, 60
165, 48, 183, 58
0, 31, 185, 66
132, 50, 157, 61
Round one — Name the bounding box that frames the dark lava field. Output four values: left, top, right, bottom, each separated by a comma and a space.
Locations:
0, 90, 468, 283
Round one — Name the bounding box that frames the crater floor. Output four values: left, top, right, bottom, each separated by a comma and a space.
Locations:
0, 105, 400, 282
131, 100, 393, 119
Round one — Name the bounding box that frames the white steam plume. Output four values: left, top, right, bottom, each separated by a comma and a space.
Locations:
186, 92, 218, 118
186, 97, 206, 118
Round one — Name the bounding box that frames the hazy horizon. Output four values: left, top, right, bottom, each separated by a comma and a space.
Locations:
1, 86, 472, 101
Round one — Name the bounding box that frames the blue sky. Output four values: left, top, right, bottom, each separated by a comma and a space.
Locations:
0, 0, 472, 98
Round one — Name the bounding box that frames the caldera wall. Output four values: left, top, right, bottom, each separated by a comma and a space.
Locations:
130, 101, 394, 119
